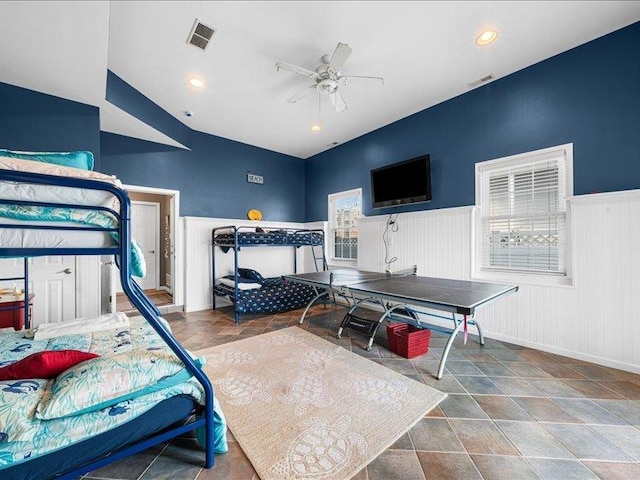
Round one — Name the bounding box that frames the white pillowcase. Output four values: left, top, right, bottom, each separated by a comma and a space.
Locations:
218, 278, 262, 290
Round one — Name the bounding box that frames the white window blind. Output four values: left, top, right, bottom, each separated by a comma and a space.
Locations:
479, 148, 569, 275
329, 189, 361, 260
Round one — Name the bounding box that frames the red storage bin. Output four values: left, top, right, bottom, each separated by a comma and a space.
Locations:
386, 322, 431, 359
0, 294, 34, 331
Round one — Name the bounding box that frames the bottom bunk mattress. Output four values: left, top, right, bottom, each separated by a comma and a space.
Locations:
214, 276, 317, 315
2, 394, 198, 480
0, 315, 226, 474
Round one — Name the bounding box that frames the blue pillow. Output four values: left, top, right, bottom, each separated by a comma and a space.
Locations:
0, 149, 95, 171
237, 268, 265, 284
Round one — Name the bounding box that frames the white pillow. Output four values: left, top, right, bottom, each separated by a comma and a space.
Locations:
218, 278, 262, 290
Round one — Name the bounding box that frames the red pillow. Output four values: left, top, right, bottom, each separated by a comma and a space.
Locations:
0, 350, 99, 381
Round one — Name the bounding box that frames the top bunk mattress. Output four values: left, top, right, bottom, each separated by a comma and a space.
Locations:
213, 229, 324, 249
0, 217, 117, 249
0, 157, 145, 276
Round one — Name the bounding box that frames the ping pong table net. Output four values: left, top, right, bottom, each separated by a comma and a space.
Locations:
327, 265, 417, 287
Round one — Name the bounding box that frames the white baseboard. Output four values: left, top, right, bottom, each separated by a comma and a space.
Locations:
187, 296, 233, 313
333, 301, 640, 375
485, 332, 640, 375
159, 304, 184, 314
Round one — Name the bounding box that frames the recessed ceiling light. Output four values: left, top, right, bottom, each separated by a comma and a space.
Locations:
476, 30, 498, 46
310, 124, 321, 133
188, 77, 204, 88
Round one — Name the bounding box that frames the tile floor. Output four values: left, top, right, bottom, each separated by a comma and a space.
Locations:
83, 305, 640, 480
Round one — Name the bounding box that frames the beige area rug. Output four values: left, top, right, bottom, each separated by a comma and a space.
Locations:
197, 326, 447, 480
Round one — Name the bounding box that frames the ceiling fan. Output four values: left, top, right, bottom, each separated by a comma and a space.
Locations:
276, 42, 384, 112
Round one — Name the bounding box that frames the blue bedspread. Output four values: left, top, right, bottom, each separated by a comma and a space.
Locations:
214, 276, 317, 315
214, 230, 324, 253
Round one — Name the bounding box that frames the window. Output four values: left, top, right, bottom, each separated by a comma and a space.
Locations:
328, 188, 362, 261
475, 144, 573, 282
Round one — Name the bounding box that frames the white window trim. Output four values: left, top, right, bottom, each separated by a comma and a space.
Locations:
328, 188, 362, 265
472, 144, 574, 287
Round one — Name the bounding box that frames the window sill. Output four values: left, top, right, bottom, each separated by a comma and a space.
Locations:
471, 270, 574, 288
328, 258, 358, 269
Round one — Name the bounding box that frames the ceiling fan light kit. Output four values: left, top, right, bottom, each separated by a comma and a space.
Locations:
276, 42, 384, 112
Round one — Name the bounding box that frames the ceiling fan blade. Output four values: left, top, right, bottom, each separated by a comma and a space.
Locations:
287, 84, 317, 103
328, 42, 352, 71
329, 90, 347, 112
276, 61, 319, 80
340, 75, 384, 85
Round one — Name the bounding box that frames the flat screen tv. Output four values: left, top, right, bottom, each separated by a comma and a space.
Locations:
371, 154, 431, 208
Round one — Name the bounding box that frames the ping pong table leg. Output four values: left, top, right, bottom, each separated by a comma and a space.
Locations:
299, 287, 330, 325
472, 316, 485, 346
437, 313, 464, 380
364, 306, 395, 351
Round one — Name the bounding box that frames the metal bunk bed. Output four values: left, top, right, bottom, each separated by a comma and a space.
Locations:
0, 168, 216, 479
211, 225, 327, 323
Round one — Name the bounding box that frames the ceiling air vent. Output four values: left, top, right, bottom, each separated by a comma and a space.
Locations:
187, 20, 216, 51
327, 141, 340, 147
467, 74, 494, 89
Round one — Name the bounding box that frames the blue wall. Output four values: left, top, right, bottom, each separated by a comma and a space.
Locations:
101, 131, 306, 221
305, 22, 640, 221
0, 82, 101, 169
2, 22, 637, 224
106, 71, 192, 148
100, 70, 307, 222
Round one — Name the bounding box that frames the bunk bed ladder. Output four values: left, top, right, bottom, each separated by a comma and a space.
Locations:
312, 243, 328, 272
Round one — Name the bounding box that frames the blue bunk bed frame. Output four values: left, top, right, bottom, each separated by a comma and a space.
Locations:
211, 225, 327, 323
0, 169, 215, 478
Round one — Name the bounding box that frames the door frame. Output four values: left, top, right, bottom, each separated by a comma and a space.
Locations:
108, 184, 183, 310
131, 200, 160, 290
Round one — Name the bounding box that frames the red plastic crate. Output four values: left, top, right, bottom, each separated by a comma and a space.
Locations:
386, 323, 431, 359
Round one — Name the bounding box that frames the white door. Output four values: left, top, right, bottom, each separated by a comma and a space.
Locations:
100, 255, 117, 314
0, 256, 76, 327
131, 202, 160, 290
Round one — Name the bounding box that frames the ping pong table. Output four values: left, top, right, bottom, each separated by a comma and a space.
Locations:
284, 268, 518, 379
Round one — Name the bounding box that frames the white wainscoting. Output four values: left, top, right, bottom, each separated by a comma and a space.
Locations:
357, 190, 640, 373
183, 217, 326, 312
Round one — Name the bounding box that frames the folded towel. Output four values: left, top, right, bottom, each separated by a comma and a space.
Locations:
29, 312, 130, 340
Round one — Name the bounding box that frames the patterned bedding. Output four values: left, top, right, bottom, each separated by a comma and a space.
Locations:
214, 277, 317, 315
0, 317, 207, 468
214, 230, 324, 253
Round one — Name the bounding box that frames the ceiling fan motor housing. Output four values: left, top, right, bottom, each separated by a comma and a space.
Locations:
318, 78, 338, 95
